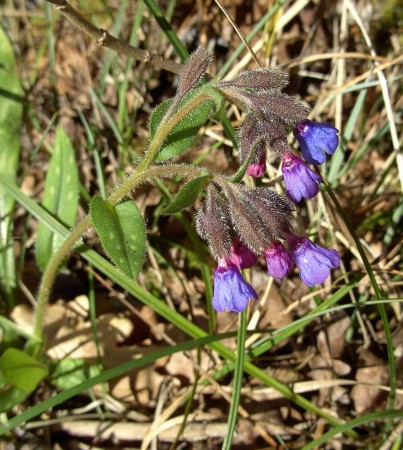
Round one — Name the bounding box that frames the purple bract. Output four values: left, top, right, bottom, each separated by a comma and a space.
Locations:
212, 258, 258, 313
294, 119, 339, 165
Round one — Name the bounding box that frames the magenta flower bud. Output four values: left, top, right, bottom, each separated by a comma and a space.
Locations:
287, 235, 340, 287
212, 258, 258, 313
281, 151, 323, 203
246, 153, 266, 178
294, 119, 339, 165
264, 240, 294, 279
230, 239, 258, 270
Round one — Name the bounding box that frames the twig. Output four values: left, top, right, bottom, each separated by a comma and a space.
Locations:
45, 0, 181, 74
213, 0, 261, 68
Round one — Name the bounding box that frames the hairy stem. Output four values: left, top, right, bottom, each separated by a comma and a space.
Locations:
33, 164, 207, 344
34, 89, 215, 345
134, 91, 216, 174
33, 216, 91, 340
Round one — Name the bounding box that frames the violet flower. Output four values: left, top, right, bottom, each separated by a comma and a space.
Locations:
212, 258, 258, 313
246, 153, 267, 178
294, 119, 339, 165
264, 240, 294, 279
287, 235, 340, 287
281, 151, 323, 203
230, 239, 258, 270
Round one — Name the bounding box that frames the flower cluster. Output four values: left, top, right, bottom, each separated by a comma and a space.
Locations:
214, 69, 339, 203
195, 183, 340, 313
183, 50, 341, 313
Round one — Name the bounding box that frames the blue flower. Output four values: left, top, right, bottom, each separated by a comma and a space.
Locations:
281, 152, 323, 203
264, 240, 294, 279
288, 236, 340, 287
294, 119, 339, 165
212, 258, 258, 313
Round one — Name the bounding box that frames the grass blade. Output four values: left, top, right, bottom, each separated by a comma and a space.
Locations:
142, 0, 189, 60
325, 183, 396, 410
0, 27, 23, 309
1, 176, 359, 438
302, 410, 403, 450
222, 309, 247, 450
0, 334, 234, 436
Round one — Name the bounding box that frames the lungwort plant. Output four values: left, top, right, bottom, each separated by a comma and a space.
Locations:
34, 47, 340, 330
1, 46, 347, 443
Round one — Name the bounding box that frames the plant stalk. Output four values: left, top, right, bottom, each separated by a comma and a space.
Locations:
33, 164, 207, 345
33, 89, 215, 347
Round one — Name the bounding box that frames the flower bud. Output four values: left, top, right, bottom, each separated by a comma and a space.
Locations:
241, 186, 293, 246
216, 67, 289, 91
246, 153, 267, 178
230, 238, 258, 270
237, 113, 288, 177
195, 186, 232, 259
219, 183, 268, 253
177, 47, 213, 101
264, 240, 294, 279
247, 92, 309, 126
215, 87, 308, 126
237, 113, 266, 170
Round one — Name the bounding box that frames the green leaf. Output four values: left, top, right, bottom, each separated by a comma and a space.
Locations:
50, 359, 102, 391
90, 197, 146, 278
0, 27, 23, 307
162, 175, 210, 214
0, 383, 29, 414
0, 348, 48, 393
36, 125, 79, 270
149, 97, 213, 162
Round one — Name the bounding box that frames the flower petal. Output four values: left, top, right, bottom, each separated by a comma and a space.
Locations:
294, 119, 339, 165
264, 241, 294, 279
212, 263, 258, 313
288, 236, 340, 287
281, 152, 322, 203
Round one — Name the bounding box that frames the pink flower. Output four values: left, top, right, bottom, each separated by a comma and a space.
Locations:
246, 153, 266, 178
230, 239, 258, 270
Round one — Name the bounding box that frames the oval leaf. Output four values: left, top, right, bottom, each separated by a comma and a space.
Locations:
0, 348, 48, 393
162, 175, 210, 214
36, 125, 79, 270
0, 385, 29, 414
50, 359, 102, 391
149, 97, 213, 162
90, 197, 146, 279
